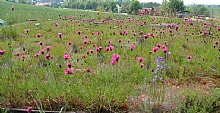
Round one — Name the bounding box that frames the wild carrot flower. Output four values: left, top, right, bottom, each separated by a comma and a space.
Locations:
26, 107, 32, 113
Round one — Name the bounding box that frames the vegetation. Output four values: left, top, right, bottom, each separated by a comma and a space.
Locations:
0, 0, 220, 113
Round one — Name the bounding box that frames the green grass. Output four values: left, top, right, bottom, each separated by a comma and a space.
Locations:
0, 1, 220, 112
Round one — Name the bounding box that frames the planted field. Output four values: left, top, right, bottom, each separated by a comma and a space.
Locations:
0, 1, 220, 113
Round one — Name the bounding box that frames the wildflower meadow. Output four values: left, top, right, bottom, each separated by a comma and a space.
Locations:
0, 0, 220, 112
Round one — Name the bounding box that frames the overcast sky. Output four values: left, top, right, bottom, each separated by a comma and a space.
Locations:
137, 0, 220, 5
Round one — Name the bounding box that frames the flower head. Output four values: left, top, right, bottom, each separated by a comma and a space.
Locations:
26, 107, 32, 113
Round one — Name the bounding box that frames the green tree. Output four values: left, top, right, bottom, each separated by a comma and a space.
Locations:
129, 0, 142, 15
197, 5, 210, 15
168, 0, 184, 15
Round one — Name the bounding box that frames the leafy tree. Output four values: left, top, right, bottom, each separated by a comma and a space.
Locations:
197, 5, 210, 15
129, 0, 142, 14
142, 2, 160, 8
168, 0, 184, 15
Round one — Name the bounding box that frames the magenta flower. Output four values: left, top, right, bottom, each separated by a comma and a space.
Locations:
109, 45, 114, 51
65, 68, 74, 74
25, 29, 30, 33
21, 54, 26, 59
118, 39, 122, 43
188, 56, 192, 60
137, 57, 144, 63
130, 43, 135, 51
14, 52, 20, 56
140, 63, 144, 68
55, 22, 58, 26
34, 53, 40, 57
144, 33, 150, 38
26, 107, 32, 113
84, 40, 88, 44
46, 46, 51, 51
157, 43, 163, 47
38, 41, 42, 46
40, 49, 45, 54
81, 54, 86, 58
68, 41, 72, 45
66, 62, 71, 67
93, 44, 96, 47
77, 30, 81, 35
217, 26, 220, 31
87, 68, 91, 73
64, 52, 70, 60
45, 53, 50, 59
36, 33, 41, 38
105, 47, 110, 51
163, 47, 168, 53
0, 50, 6, 55
153, 46, 159, 52
110, 53, 120, 65
57, 32, 62, 38
90, 50, 94, 53
70, 16, 74, 19
11, 5, 14, 11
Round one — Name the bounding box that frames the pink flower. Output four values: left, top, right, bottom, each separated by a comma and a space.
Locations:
118, 39, 122, 43
70, 16, 74, 19
45, 53, 50, 59
137, 57, 144, 63
144, 33, 150, 38
15, 52, 20, 56
77, 30, 81, 35
34, 53, 40, 57
25, 29, 30, 33
153, 46, 159, 52
87, 68, 91, 73
0, 50, 6, 55
64, 52, 70, 60
130, 43, 135, 51
26, 107, 32, 113
140, 63, 144, 68
55, 22, 58, 26
21, 54, 26, 59
84, 40, 88, 44
66, 62, 71, 67
105, 47, 110, 51
65, 68, 74, 74
38, 41, 42, 46
36, 33, 41, 38
90, 50, 94, 53
188, 56, 192, 60
12, 5, 14, 11
110, 53, 120, 65
81, 54, 86, 58
157, 43, 163, 47
57, 32, 62, 38
109, 45, 114, 51
46, 46, 51, 51
163, 47, 168, 53
40, 49, 45, 54
68, 41, 72, 45
80, 46, 84, 49
217, 26, 220, 31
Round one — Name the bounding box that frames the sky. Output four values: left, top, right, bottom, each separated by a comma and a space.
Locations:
137, 0, 220, 5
